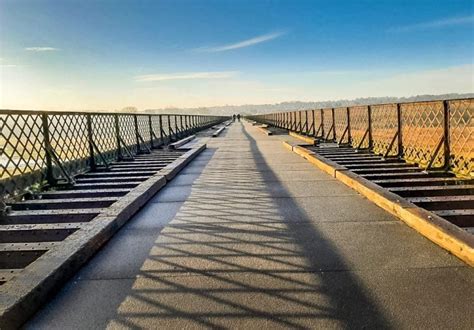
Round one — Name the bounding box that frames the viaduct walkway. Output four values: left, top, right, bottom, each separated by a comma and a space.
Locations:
26, 121, 472, 329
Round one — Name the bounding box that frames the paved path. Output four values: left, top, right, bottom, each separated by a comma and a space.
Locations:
27, 121, 473, 329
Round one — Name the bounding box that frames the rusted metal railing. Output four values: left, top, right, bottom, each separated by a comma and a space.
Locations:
248, 98, 473, 178
1, 110, 227, 197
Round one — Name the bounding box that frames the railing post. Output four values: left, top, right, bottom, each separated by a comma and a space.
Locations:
443, 100, 451, 169
346, 107, 351, 144
320, 109, 324, 138
159, 115, 164, 143
114, 114, 122, 159
148, 115, 155, 149
134, 114, 141, 153
331, 108, 336, 141
175, 115, 179, 138
86, 114, 96, 170
298, 111, 302, 133
167, 115, 173, 141
397, 103, 403, 158
312, 109, 316, 136
42, 114, 55, 186
368, 105, 373, 150
305, 110, 308, 134
180, 115, 184, 136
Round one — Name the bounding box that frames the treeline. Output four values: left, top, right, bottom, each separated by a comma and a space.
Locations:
145, 93, 473, 115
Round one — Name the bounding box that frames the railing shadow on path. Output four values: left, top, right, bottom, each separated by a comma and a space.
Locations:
24, 149, 218, 329
104, 122, 391, 329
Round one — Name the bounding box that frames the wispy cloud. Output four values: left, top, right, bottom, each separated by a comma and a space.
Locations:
135, 71, 238, 82
25, 47, 60, 52
388, 15, 474, 32
308, 70, 368, 76
196, 31, 286, 52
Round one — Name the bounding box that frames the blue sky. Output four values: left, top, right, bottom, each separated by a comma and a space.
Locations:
0, 0, 473, 110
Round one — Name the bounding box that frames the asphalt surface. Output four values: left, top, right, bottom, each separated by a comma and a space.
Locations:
26, 121, 473, 329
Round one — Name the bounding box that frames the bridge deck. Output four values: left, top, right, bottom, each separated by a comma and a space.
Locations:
27, 121, 473, 329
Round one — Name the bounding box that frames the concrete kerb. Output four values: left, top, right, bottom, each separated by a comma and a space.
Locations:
256, 126, 273, 136
160, 144, 207, 181
292, 145, 347, 177
0, 144, 207, 329
212, 127, 225, 137
169, 135, 196, 149
289, 131, 317, 145
285, 141, 474, 267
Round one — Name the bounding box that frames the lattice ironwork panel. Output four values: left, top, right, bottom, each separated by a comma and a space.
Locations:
175, 115, 184, 135
449, 99, 473, 177
371, 104, 398, 156
401, 101, 444, 168
287, 112, 294, 130
150, 115, 162, 143
307, 110, 315, 136
299, 111, 306, 134
137, 115, 151, 149
91, 114, 117, 162
322, 108, 334, 140
179, 115, 185, 133
118, 114, 138, 155
314, 110, 323, 137
334, 107, 348, 144
298, 111, 303, 132
161, 116, 170, 137
0, 113, 46, 195
169, 116, 177, 137
48, 114, 89, 177
280, 113, 285, 129
349, 106, 369, 148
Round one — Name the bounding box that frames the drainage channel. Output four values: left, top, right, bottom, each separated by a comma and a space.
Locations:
305, 144, 474, 234
0, 148, 186, 285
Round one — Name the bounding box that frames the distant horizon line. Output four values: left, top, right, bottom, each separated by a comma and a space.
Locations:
1, 92, 472, 113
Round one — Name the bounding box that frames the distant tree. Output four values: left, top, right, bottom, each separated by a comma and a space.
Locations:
121, 106, 138, 113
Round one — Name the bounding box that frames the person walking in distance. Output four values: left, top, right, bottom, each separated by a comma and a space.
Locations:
232, 114, 236, 122
237, 113, 241, 122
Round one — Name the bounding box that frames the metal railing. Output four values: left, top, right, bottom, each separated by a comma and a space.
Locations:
247, 98, 473, 178
1, 110, 227, 197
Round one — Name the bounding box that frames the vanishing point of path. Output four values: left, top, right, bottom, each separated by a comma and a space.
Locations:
27, 121, 473, 329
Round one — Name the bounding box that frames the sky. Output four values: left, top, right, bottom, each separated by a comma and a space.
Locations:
0, 0, 473, 111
